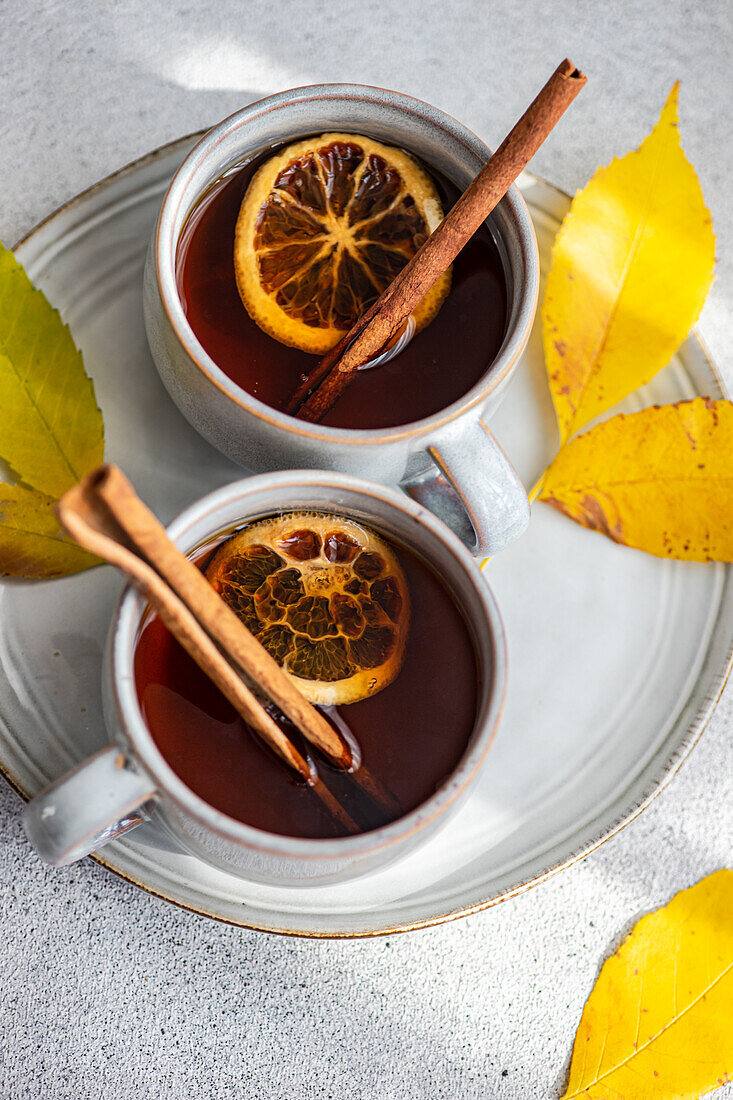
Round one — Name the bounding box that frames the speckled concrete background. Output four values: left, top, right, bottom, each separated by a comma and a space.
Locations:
1, 2, 732, 1097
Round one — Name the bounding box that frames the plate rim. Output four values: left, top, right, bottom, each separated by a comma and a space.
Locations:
5, 133, 732, 938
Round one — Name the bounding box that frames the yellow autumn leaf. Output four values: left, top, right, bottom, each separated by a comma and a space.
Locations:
538, 398, 733, 562
562, 870, 733, 1099
543, 83, 715, 446
0, 483, 98, 577
0, 242, 104, 497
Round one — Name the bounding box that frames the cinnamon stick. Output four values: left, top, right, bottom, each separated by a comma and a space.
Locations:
57, 474, 360, 833
289, 58, 586, 422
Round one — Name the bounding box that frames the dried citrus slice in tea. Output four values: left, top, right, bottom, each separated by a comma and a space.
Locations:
234, 133, 451, 354
206, 513, 410, 705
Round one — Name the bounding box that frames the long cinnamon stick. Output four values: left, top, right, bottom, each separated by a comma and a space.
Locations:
289, 58, 586, 422
57, 475, 359, 832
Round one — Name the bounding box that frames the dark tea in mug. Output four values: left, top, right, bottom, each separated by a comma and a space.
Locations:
134, 510, 481, 839
176, 134, 508, 430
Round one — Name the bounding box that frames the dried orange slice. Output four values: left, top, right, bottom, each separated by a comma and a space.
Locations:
234, 133, 450, 353
206, 513, 410, 705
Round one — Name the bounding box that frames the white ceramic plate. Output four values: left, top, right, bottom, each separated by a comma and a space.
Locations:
2, 136, 731, 937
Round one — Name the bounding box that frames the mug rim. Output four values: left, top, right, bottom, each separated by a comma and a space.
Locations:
110, 470, 507, 861
153, 82, 539, 447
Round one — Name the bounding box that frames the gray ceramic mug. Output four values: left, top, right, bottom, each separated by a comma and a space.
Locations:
143, 85, 538, 557
23, 471, 507, 886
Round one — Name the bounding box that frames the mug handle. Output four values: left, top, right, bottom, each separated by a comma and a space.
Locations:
411, 417, 530, 556
23, 745, 157, 866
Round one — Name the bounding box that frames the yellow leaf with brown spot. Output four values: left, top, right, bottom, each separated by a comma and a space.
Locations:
561, 870, 733, 1099
539, 398, 733, 561
0, 483, 98, 577
543, 84, 715, 446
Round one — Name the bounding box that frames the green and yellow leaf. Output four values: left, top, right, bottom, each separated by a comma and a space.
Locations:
539, 398, 733, 561
0, 242, 104, 496
0, 482, 98, 578
543, 84, 715, 446
562, 870, 733, 1099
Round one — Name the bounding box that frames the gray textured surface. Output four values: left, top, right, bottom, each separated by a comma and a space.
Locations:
1, 2, 732, 1097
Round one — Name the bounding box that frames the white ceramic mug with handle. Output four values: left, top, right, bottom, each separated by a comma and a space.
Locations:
23, 471, 508, 886
143, 85, 538, 557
